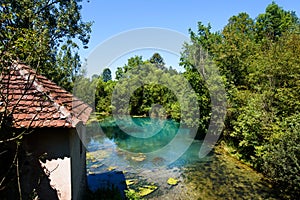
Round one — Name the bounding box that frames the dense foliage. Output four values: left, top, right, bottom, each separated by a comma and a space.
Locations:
182, 2, 300, 197
0, 0, 92, 91
92, 54, 209, 135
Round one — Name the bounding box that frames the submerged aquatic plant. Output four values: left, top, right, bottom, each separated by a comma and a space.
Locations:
167, 178, 179, 186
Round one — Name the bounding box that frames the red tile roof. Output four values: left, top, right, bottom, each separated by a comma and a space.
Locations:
0, 63, 92, 128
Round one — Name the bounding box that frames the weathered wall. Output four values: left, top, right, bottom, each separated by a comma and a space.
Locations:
23, 127, 87, 200
24, 128, 70, 158
69, 123, 87, 200
23, 128, 72, 199
40, 157, 71, 199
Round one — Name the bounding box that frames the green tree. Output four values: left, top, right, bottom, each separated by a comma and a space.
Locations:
115, 56, 144, 80
112, 56, 202, 128
102, 68, 112, 82
115, 67, 124, 80
95, 79, 116, 114
73, 70, 98, 107
255, 2, 298, 41
149, 52, 165, 69
188, 22, 221, 54
186, 4, 300, 197
262, 114, 300, 198
0, 0, 92, 91
216, 13, 256, 88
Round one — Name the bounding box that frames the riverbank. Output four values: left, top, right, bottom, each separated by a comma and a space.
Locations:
180, 144, 278, 200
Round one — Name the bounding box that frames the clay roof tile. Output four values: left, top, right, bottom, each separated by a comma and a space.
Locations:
0, 63, 92, 129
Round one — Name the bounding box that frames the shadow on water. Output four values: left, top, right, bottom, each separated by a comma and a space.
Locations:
87, 171, 126, 199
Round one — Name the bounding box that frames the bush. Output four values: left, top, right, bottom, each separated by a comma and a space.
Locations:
262, 114, 300, 198
229, 92, 274, 165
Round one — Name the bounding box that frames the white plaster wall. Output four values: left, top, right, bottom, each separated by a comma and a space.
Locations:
40, 158, 71, 200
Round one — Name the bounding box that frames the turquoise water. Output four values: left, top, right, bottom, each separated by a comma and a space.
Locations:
86, 117, 280, 199
86, 117, 206, 170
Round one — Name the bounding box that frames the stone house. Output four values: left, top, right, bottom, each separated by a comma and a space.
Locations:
0, 63, 92, 199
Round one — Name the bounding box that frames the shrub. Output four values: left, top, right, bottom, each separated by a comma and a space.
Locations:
262, 114, 300, 198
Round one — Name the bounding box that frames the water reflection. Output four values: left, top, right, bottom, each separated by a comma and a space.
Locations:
86, 117, 203, 170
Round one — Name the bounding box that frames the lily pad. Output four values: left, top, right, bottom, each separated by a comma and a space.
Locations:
107, 166, 117, 171
90, 163, 103, 169
167, 178, 179, 186
88, 149, 110, 161
88, 171, 95, 175
86, 152, 95, 161
126, 179, 135, 186
138, 185, 158, 197
131, 153, 146, 162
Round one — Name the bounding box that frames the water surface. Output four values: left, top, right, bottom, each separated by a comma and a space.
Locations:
86, 117, 280, 199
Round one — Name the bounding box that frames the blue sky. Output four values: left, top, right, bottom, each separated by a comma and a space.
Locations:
79, 0, 299, 77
